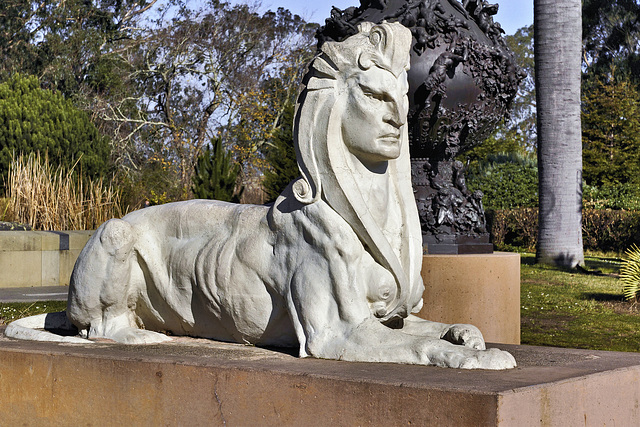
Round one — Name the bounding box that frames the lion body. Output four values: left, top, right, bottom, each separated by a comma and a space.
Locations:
67, 187, 400, 356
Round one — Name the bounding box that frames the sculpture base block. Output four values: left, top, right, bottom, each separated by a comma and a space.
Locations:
418, 252, 520, 344
423, 234, 493, 254
1, 333, 639, 425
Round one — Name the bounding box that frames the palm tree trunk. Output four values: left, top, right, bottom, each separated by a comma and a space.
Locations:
534, 0, 584, 267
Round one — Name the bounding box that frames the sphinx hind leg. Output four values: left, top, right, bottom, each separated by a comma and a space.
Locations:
68, 219, 171, 344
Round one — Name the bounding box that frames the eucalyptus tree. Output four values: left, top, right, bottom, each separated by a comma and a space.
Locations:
99, 0, 315, 196
0, 0, 158, 94
583, 0, 640, 82
534, 0, 584, 267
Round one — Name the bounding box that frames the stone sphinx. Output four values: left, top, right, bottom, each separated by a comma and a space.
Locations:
6, 22, 515, 370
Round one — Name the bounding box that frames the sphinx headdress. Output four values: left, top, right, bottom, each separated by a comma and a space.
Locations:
292, 22, 423, 321
293, 22, 412, 204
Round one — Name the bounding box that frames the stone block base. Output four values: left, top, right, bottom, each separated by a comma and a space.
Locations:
1, 333, 639, 426
417, 252, 520, 344
423, 234, 493, 254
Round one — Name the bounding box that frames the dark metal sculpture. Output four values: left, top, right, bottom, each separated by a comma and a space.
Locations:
318, 0, 523, 254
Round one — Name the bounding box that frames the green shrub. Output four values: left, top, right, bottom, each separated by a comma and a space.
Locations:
582, 209, 640, 253
0, 74, 110, 186
583, 182, 640, 210
467, 152, 538, 209
487, 208, 538, 250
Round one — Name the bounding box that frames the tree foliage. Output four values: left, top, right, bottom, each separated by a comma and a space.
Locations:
262, 102, 299, 203
97, 0, 316, 197
0, 0, 316, 204
582, 73, 640, 187
583, 181, 640, 210
0, 0, 157, 96
581, 1, 640, 196
191, 138, 242, 203
0, 74, 110, 185
502, 24, 536, 151
583, 0, 640, 82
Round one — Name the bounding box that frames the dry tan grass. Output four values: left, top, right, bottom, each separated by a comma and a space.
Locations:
4, 153, 127, 230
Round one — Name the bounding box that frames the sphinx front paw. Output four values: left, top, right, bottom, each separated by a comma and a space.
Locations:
441, 324, 486, 350
109, 327, 173, 344
473, 348, 517, 369
430, 345, 517, 370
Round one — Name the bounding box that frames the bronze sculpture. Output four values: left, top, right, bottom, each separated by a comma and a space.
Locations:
318, 0, 523, 253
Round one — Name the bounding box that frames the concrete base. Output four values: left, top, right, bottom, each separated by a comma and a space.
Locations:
1, 332, 639, 426
423, 233, 493, 254
418, 252, 520, 344
0, 230, 94, 288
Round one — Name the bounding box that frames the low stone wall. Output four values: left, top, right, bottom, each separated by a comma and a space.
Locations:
0, 230, 94, 288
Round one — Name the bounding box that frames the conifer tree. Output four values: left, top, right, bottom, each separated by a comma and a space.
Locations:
582, 74, 640, 186
262, 103, 299, 203
0, 74, 110, 186
191, 138, 242, 202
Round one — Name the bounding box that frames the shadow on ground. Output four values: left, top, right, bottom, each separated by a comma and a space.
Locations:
582, 292, 626, 303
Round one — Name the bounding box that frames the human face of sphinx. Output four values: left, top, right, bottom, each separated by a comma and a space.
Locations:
341, 66, 409, 165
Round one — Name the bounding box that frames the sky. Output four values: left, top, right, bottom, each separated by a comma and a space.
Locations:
259, 0, 533, 35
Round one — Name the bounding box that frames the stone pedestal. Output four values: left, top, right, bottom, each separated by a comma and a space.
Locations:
423, 234, 494, 254
1, 333, 639, 425
417, 252, 520, 344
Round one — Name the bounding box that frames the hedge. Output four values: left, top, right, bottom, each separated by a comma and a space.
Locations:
466, 153, 538, 210
487, 208, 640, 254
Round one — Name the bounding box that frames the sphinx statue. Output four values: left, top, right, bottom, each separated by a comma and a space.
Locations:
6, 22, 515, 370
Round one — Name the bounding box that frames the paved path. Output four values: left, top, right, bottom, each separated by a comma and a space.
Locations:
0, 286, 69, 303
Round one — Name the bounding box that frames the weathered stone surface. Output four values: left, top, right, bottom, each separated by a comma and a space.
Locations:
0, 333, 638, 426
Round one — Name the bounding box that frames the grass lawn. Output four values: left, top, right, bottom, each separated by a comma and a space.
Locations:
2, 254, 639, 353
520, 253, 640, 352
0, 301, 66, 325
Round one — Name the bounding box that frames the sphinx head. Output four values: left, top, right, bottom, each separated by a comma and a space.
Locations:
293, 21, 412, 203
340, 46, 409, 166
